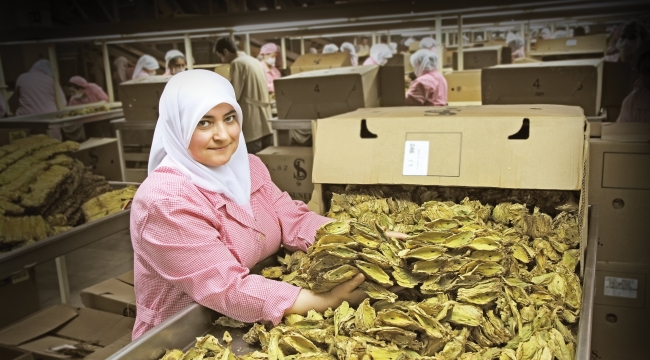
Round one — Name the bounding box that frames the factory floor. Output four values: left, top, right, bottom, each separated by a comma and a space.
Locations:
35, 228, 134, 308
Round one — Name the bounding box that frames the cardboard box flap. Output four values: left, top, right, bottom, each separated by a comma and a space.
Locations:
290, 53, 351, 71
119, 75, 172, 86
314, 105, 586, 191
116, 270, 134, 286
55, 308, 134, 347
457, 45, 503, 53
81, 278, 135, 300
489, 58, 602, 69
0, 305, 78, 346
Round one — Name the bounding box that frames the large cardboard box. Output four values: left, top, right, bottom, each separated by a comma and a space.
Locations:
0, 345, 33, 360
256, 146, 314, 203
118, 75, 171, 121
309, 105, 589, 262
588, 123, 650, 263
591, 261, 650, 360
602, 61, 633, 107
481, 59, 603, 116
452, 45, 511, 70
275, 65, 379, 120
80, 270, 136, 317
289, 53, 351, 75
531, 34, 607, 56
72, 138, 123, 181
385, 52, 413, 73
0, 305, 135, 360
0, 269, 39, 329
444, 70, 482, 102
378, 66, 406, 107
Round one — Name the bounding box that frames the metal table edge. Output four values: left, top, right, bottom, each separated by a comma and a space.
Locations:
576, 205, 598, 359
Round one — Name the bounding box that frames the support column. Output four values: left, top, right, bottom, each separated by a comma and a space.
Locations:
457, 15, 464, 71
244, 33, 251, 56
566, 24, 570, 37
184, 34, 194, 70
372, 31, 377, 46
551, 23, 556, 34
102, 43, 115, 103
387, 30, 391, 44
55, 256, 71, 304
300, 37, 305, 55
0, 54, 9, 115
526, 23, 531, 52
48, 44, 64, 111
435, 15, 443, 68
280, 37, 287, 70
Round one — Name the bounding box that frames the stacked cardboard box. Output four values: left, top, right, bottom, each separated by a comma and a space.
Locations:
530, 34, 607, 59
0, 304, 134, 360
80, 270, 136, 318
443, 70, 482, 103
289, 53, 351, 75
0, 270, 39, 329
452, 45, 511, 70
118, 75, 171, 122
256, 147, 314, 203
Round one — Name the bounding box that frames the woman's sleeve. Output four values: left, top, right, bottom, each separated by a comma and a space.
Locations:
254, 158, 331, 252
405, 80, 426, 106
135, 198, 301, 325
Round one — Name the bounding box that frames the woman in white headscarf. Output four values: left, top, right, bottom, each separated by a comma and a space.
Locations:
131, 70, 406, 340
340, 42, 358, 66
322, 44, 339, 54
113, 56, 134, 84
14, 59, 66, 116
406, 49, 447, 106
363, 43, 393, 65
163, 50, 187, 76
419, 37, 437, 52
132, 55, 160, 80
506, 32, 526, 60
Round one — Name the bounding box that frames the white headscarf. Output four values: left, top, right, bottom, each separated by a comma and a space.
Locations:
389, 42, 398, 54
322, 44, 339, 54
369, 44, 393, 66
419, 37, 437, 51
31, 59, 52, 76
404, 37, 416, 47
340, 42, 358, 66
165, 50, 185, 69
148, 70, 251, 205
540, 28, 552, 39
410, 49, 439, 77
506, 33, 525, 50
133, 55, 159, 80
114, 57, 129, 82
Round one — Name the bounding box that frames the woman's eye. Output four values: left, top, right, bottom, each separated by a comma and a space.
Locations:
198, 120, 210, 127
225, 115, 237, 123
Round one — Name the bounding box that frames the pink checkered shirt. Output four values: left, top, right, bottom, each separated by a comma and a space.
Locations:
130, 155, 330, 340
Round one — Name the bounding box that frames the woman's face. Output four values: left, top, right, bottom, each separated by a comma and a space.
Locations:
188, 103, 240, 167
169, 57, 187, 75
145, 68, 157, 75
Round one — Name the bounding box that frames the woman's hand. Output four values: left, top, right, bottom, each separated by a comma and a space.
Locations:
385, 231, 409, 240
329, 273, 368, 307
285, 274, 368, 316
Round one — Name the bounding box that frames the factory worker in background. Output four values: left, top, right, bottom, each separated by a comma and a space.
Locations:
308, 47, 318, 54
356, 38, 370, 54
67, 76, 109, 106
113, 56, 134, 84
476, 34, 484, 42
406, 49, 448, 106
540, 28, 552, 40
551, 30, 566, 39
363, 44, 393, 65
259, 43, 282, 93
132, 55, 160, 80
130, 70, 410, 339
419, 37, 437, 52
616, 19, 649, 64
340, 42, 358, 66
404, 37, 416, 47
506, 33, 526, 60
389, 42, 398, 54
573, 26, 586, 37
617, 42, 650, 123
322, 44, 339, 54
163, 50, 187, 76
215, 37, 273, 154
13, 59, 66, 116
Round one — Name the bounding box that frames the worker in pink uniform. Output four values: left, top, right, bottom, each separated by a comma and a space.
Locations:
162, 50, 187, 76
340, 42, 358, 66
363, 44, 393, 66
13, 59, 66, 116
132, 55, 159, 80
113, 56, 135, 84
130, 70, 410, 339
259, 43, 282, 93
67, 76, 109, 106
406, 49, 448, 106
507, 33, 526, 60
617, 43, 650, 123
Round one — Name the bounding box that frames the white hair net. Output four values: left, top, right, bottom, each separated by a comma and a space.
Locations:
419, 37, 437, 50
404, 37, 416, 46
322, 44, 339, 54
410, 49, 439, 77
369, 44, 393, 66
340, 42, 358, 66
133, 55, 160, 79
389, 42, 398, 54
506, 33, 525, 50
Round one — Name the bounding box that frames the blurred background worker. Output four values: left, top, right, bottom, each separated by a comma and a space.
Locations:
540, 28, 552, 39
356, 38, 370, 55
389, 42, 398, 54
132, 55, 159, 80
13, 59, 66, 116
616, 19, 649, 64
67, 76, 109, 106
507, 33, 526, 60
259, 43, 281, 93
406, 49, 447, 106
419, 37, 437, 52
322, 44, 339, 54
340, 42, 358, 66
363, 44, 393, 65
215, 37, 273, 153
163, 50, 187, 76
113, 56, 134, 84
617, 42, 650, 123
308, 47, 318, 54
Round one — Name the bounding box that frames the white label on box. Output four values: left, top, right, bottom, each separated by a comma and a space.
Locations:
403, 141, 429, 176
604, 276, 638, 299
566, 39, 577, 46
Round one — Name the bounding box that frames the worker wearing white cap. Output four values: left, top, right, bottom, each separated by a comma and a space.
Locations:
419, 37, 437, 52
363, 44, 393, 66
406, 49, 447, 106
322, 44, 339, 54
340, 42, 358, 66
259, 43, 282, 93
506, 32, 526, 60
133, 55, 160, 79
163, 50, 187, 76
